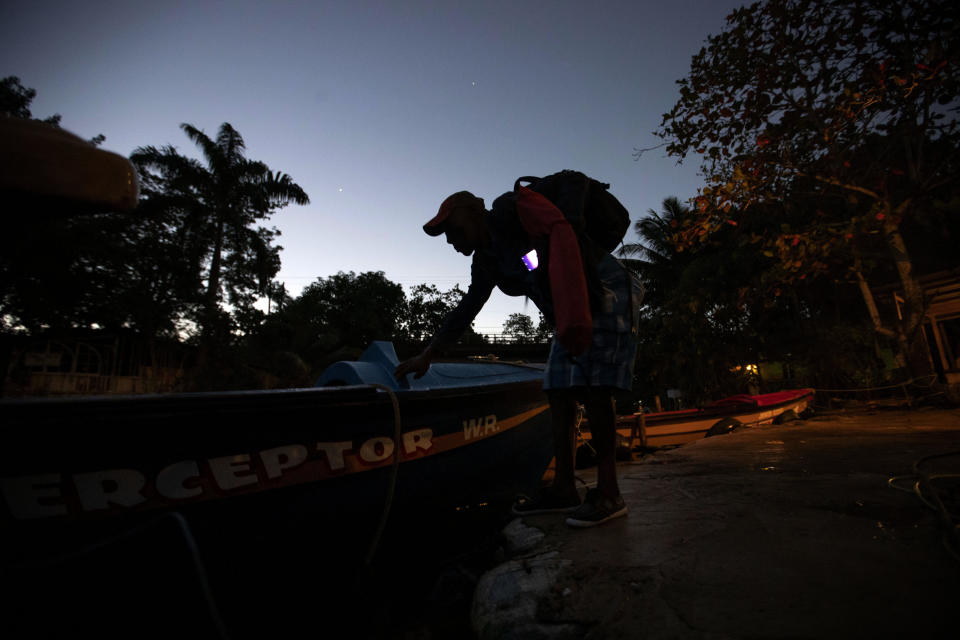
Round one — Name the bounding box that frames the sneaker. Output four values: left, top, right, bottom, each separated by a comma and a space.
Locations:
511, 489, 582, 516
565, 488, 627, 528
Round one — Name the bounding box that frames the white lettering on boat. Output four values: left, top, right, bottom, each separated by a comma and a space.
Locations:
156, 460, 202, 500
462, 415, 498, 441
209, 454, 258, 491
260, 445, 308, 479
1, 427, 437, 520
402, 428, 432, 454
74, 469, 147, 511
359, 437, 394, 463
316, 441, 353, 470
2, 474, 67, 518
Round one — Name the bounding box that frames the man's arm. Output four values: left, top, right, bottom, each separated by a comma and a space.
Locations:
430, 276, 493, 352
394, 257, 495, 381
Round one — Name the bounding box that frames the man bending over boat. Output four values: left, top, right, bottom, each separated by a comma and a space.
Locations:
394, 187, 641, 527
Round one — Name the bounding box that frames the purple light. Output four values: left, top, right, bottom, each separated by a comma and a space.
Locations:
521, 249, 539, 271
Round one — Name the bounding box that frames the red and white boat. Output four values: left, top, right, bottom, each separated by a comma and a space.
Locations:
601, 389, 816, 449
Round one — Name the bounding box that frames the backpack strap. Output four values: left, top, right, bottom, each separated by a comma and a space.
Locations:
514, 176, 540, 192
515, 186, 592, 356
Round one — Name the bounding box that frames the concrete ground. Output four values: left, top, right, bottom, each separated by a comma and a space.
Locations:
472, 407, 960, 639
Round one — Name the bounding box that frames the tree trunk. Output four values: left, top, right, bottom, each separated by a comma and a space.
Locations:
852, 253, 894, 339
852, 251, 915, 375
205, 218, 225, 323
882, 221, 933, 377
197, 217, 225, 369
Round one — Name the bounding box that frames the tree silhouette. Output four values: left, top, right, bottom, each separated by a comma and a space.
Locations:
400, 284, 466, 343
620, 193, 908, 398
1, 77, 115, 333
131, 123, 309, 356
619, 196, 693, 310
503, 313, 538, 342
535, 312, 553, 342
252, 271, 405, 373
655, 0, 960, 375
1, 76, 60, 124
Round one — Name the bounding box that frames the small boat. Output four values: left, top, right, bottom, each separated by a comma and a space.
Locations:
1, 341, 554, 561
583, 389, 815, 450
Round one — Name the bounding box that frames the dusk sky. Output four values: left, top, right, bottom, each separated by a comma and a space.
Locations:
2, 0, 745, 334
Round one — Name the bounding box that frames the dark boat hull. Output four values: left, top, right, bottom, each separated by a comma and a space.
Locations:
1, 374, 553, 566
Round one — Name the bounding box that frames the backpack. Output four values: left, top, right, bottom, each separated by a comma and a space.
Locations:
514, 170, 631, 254
492, 170, 631, 321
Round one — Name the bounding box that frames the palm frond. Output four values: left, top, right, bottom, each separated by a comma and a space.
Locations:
180, 123, 223, 170
131, 145, 210, 193
263, 171, 310, 206
215, 123, 246, 165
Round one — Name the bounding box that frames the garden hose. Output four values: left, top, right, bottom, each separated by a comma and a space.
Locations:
888, 450, 960, 562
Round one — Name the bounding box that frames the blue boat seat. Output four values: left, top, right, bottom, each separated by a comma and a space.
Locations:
315, 341, 543, 391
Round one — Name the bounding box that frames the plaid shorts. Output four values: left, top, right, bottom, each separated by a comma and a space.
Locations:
543, 255, 642, 392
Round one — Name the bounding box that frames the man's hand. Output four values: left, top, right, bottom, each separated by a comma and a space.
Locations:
394, 350, 432, 382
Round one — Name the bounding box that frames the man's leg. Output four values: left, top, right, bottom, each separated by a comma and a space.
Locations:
584, 388, 620, 500
566, 387, 627, 527
511, 391, 581, 514
548, 390, 580, 501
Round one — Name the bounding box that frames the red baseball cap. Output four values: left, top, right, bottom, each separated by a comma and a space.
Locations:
423, 191, 484, 236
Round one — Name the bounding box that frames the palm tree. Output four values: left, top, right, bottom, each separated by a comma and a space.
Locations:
131, 123, 309, 353
618, 196, 692, 309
